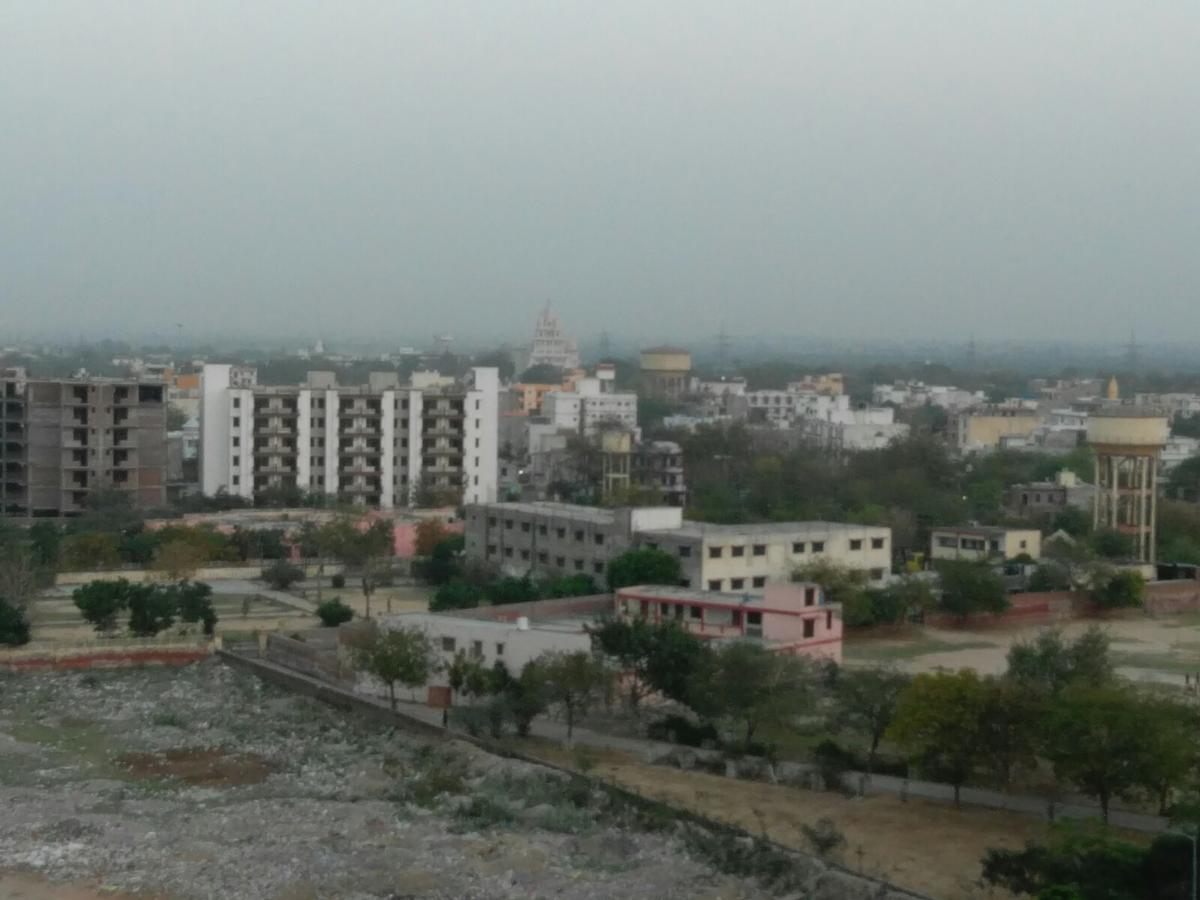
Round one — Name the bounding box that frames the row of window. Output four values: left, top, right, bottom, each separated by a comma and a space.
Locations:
440, 636, 504, 657
630, 600, 832, 639
485, 544, 606, 575
701, 536, 884, 559
487, 517, 607, 545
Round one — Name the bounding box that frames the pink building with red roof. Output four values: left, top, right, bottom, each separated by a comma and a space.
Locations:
614, 582, 842, 663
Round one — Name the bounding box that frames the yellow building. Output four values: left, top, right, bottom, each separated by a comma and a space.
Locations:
929, 526, 1042, 562
954, 407, 1042, 452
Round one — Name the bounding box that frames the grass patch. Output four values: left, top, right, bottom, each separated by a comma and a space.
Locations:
1113, 651, 1200, 675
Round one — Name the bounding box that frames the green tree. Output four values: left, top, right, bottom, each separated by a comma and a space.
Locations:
0, 596, 31, 646
1138, 695, 1199, 815
151, 538, 206, 583
606, 547, 681, 590
1005, 626, 1114, 696
1166, 454, 1200, 501
535, 650, 612, 744
261, 559, 305, 590
72, 579, 132, 634
171, 581, 217, 636
691, 641, 816, 750
165, 403, 189, 431
485, 576, 540, 606
61, 532, 122, 571
1091, 570, 1145, 611
977, 676, 1040, 790
505, 659, 550, 737
935, 560, 1009, 619
981, 827, 1157, 900
831, 667, 909, 773
429, 579, 484, 612
126, 583, 177, 637
887, 669, 988, 807
594, 617, 709, 713
1051, 506, 1092, 539
315, 597, 355, 627
354, 624, 438, 710
420, 534, 465, 586
867, 575, 936, 628
1091, 528, 1134, 560
27, 521, 62, 567
1043, 684, 1154, 821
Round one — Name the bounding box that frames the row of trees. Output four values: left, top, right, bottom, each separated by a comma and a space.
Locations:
72, 579, 218, 637
887, 628, 1194, 818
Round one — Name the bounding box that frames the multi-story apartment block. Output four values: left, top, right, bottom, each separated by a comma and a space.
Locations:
1, 370, 167, 517
201, 365, 498, 507
638, 521, 892, 591
464, 501, 892, 593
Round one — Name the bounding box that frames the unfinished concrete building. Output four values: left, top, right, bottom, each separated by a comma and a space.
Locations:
1, 371, 167, 518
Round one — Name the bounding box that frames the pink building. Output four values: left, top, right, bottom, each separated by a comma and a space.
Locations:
614, 583, 842, 663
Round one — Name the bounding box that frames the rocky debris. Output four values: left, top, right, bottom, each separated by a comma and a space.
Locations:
0, 662, 917, 900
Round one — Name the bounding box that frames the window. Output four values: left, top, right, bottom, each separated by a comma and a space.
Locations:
557, 528, 566, 539
472, 640, 483, 657
752, 544, 766, 556
675, 604, 684, 619
520, 549, 530, 561
1019, 539, 1028, 550
679, 545, 691, 558
869, 568, 885, 580
538, 525, 548, 536
232, 475, 240, 486
504, 547, 513, 558
232, 416, 240, 427
826, 611, 833, 629
441, 637, 456, 652
496, 642, 505, 656
592, 533, 605, 546
232, 455, 240, 467
731, 546, 745, 557
709, 546, 723, 559
708, 579, 723, 590
521, 522, 530, 533
232, 398, 240, 409
804, 588, 816, 606
232, 436, 240, 448
871, 537, 885, 550
488, 517, 497, 527
487, 544, 497, 557
811, 541, 825, 553
849, 539, 863, 551
937, 536, 957, 548
538, 552, 548, 563
689, 606, 702, 619
556, 556, 565, 567
751, 576, 766, 588
593, 562, 604, 575
730, 578, 745, 590
803, 619, 815, 639
747, 612, 762, 625
574, 530, 584, 542
792, 542, 805, 554
504, 519, 513, 529
574, 559, 584, 571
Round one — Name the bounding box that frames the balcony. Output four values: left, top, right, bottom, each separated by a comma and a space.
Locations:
258, 464, 295, 476
340, 463, 379, 475
422, 420, 462, 437
254, 422, 296, 436
254, 445, 298, 456
343, 482, 382, 495
339, 423, 378, 436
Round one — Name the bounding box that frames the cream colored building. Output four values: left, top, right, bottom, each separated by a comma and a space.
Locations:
638, 521, 892, 591
953, 407, 1042, 453
929, 525, 1042, 562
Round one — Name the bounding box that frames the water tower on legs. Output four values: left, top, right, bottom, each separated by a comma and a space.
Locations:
1086, 405, 1168, 564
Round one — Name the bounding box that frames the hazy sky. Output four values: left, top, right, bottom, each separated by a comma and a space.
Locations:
2, 2, 1198, 346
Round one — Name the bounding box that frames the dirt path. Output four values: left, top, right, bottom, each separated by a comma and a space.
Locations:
517, 739, 1143, 900
0, 872, 159, 900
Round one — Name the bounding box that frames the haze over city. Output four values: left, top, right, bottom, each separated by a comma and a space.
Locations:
3, 2, 1199, 343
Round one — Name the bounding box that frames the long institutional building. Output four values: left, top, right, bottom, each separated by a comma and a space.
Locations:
463, 501, 891, 590
201, 365, 499, 507
2, 369, 167, 517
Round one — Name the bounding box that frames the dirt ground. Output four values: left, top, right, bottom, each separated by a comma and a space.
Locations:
516, 738, 1144, 900
845, 613, 1200, 685
117, 748, 275, 787
0, 873, 154, 900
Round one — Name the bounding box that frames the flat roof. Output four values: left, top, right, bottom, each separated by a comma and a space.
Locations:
617, 584, 823, 613
642, 520, 888, 539
931, 525, 1039, 537
472, 501, 619, 524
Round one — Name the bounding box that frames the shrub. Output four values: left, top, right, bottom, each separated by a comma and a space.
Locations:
800, 817, 846, 857
647, 714, 720, 748
316, 597, 354, 627
0, 596, 31, 646
262, 559, 304, 590
331, 573, 346, 589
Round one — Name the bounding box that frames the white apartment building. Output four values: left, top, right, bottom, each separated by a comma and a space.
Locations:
541, 377, 637, 436
200, 365, 498, 507
746, 389, 796, 424
872, 381, 985, 412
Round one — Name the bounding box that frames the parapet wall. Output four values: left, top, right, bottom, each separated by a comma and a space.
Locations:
0, 638, 216, 672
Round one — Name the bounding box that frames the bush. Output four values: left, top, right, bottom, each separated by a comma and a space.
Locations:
331, 573, 346, 589
647, 714, 720, 748
0, 596, 31, 646
316, 597, 354, 627
262, 559, 304, 590
800, 817, 847, 857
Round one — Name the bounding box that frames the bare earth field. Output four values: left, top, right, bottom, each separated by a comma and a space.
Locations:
844, 612, 1200, 685
0, 662, 784, 900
